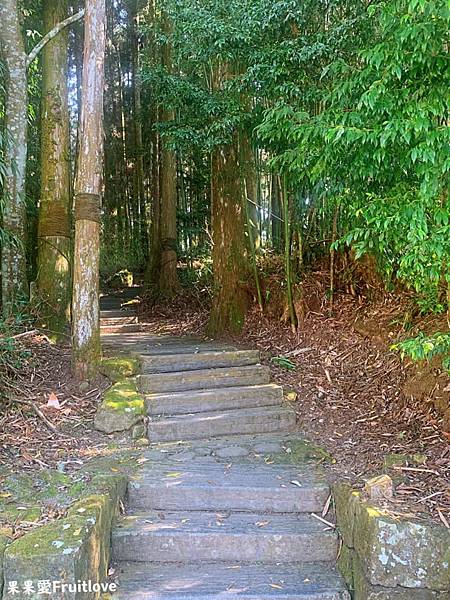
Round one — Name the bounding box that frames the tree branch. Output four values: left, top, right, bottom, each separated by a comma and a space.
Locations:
27, 9, 85, 68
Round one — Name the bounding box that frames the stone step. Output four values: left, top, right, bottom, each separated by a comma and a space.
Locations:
102, 333, 236, 355
147, 384, 283, 415
112, 562, 351, 599
138, 343, 238, 356
100, 309, 136, 318
138, 365, 271, 394
127, 462, 329, 513
101, 323, 143, 334
141, 350, 260, 374
112, 510, 338, 564
101, 316, 138, 326
148, 405, 296, 442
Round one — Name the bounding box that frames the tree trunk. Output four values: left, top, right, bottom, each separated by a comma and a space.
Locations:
271, 173, 283, 252
158, 14, 178, 297
72, 0, 106, 378
130, 0, 148, 263
159, 132, 178, 295
145, 116, 161, 289
241, 133, 260, 251
208, 139, 249, 335
36, 0, 72, 337
0, 0, 28, 315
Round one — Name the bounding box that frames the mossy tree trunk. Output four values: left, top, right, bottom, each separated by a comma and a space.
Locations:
72, 0, 106, 379
208, 137, 249, 335
0, 0, 28, 316
36, 0, 72, 337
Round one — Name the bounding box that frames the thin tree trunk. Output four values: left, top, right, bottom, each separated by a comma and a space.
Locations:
72, 0, 106, 378
281, 175, 297, 332
271, 173, 283, 253
159, 14, 178, 296
145, 125, 161, 288
0, 0, 28, 315
130, 0, 147, 262
241, 133, 260, 251
36, 0, 72, 337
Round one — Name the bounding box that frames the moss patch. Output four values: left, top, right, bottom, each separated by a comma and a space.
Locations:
94, 379, 146, 434
100, 355, 141, 382
270, 438, 333, 465
2, 471, 128, 597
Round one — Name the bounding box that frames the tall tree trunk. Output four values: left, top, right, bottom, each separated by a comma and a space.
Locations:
72, 0, 106, 378
0, 0, 28, 315
145, 115, 161, 289
144, 0, 161, 291
208, 138, 249, 335
130, 0, 148, 263
36, 0, 72, 337
159, 14, 178, 296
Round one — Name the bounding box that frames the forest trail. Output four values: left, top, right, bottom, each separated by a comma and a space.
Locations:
99, 293, 350, 599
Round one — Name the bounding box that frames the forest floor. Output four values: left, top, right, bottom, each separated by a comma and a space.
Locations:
0, 278, 449, 534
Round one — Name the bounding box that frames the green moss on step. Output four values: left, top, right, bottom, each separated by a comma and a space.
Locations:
100, 355, 141, 382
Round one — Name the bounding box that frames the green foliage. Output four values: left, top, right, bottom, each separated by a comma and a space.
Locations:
393, 332, 450, 372
258, 0, 450, 311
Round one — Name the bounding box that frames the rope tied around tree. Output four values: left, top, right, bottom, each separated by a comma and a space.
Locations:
37, 203, 71, 238
74, 192, 102, 223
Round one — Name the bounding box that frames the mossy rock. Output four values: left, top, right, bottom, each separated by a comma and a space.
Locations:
351, 549, 446, 599
94, 379, 145, 434
0, 533, 12, 597
334, 482, 450, 591
2, 473, 126, 599
337, 543, 355, 590
100, 356, 141, 382
0, 470, 89, 528
333, 483, 362, 548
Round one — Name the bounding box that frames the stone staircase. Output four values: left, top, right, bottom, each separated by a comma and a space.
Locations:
100, 293, 350, 600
